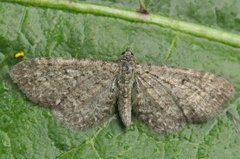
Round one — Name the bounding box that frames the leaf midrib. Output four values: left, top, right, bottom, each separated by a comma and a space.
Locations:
1, 0, 240, 48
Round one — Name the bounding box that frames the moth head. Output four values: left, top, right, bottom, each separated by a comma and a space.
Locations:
121, 49, 134, 62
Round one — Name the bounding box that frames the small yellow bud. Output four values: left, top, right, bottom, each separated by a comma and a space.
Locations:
15, 51, 25, 58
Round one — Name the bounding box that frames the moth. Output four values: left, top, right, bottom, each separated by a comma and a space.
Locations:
10, 50, 233, 133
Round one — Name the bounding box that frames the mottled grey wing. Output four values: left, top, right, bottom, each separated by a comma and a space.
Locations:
10, 58, 118, 129
133, 64, 233, 133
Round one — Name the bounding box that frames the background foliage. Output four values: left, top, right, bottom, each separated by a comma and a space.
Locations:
0, 0, 240, 158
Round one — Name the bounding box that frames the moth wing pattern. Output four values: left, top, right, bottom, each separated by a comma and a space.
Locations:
10, 58, 118, 129
133, 64, 233, 133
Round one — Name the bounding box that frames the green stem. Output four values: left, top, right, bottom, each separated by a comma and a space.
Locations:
1, 0, 240, 48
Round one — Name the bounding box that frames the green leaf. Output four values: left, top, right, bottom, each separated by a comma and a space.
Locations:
0, 0, 240, 159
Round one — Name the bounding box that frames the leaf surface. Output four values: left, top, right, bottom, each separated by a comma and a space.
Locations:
0, 0, 240, 159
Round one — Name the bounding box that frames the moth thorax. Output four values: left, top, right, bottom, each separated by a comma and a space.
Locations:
119, 60, 135, 84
